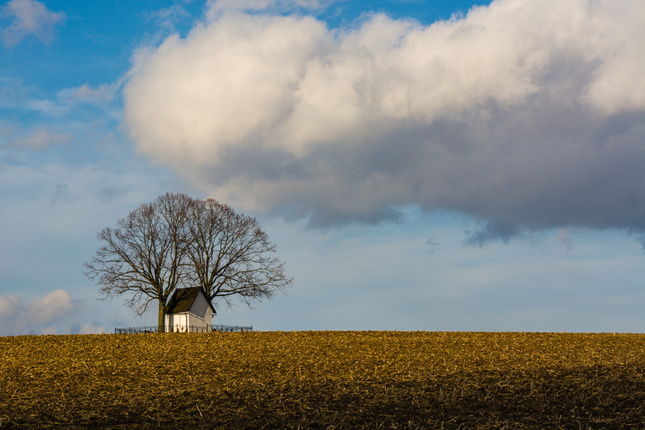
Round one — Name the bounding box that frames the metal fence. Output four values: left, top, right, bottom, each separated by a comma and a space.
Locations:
165, 325, 213, 333
212, 324, 253, 332
114, 324, 253, 334
114, 326, 160, 334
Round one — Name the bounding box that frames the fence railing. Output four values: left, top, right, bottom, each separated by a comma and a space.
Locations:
212, 324, 253, 332
114, 326, 160, 334
165, 325, 212, 333
114, 324, 253, 334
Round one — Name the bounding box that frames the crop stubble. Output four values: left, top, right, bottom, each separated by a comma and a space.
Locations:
1, 331, 644, 428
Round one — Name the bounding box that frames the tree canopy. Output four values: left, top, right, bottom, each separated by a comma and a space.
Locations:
84, 193, 292, 331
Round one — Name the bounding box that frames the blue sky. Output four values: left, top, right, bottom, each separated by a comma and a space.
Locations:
1, 0, 644, 335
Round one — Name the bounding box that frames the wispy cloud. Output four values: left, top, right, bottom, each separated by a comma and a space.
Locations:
206, 0, 337, 16
0, 80, 123, 159
123, 0, 645, 242
1, 0, 65, 47
65, 83, 116, 104
152, 3, 191, 33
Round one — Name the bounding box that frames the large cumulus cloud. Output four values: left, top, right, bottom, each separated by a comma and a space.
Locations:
123, 0, 645, 238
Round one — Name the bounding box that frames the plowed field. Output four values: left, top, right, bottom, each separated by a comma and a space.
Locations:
1, 331, 644, 428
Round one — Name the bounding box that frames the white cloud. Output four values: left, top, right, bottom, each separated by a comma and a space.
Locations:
125, 13, 329, 164
0, 290, 80, 335
1, 0, 65, 47
30, 289, 77, 323
123, 0, 645, 234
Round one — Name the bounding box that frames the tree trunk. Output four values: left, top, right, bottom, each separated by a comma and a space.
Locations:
158, 300, 166, 333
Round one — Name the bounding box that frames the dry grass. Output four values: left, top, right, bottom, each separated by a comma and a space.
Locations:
1, 331, 645, 428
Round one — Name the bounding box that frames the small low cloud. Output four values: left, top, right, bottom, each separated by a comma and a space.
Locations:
1, 0, 65, 47
0, 289, 81, 335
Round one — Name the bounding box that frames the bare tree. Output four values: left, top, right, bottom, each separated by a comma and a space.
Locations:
85, 194, 292, 331
84, 193, 198, 332
186, 199, 293, 309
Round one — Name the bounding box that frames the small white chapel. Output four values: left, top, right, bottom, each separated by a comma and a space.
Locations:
164, 287, 216, 333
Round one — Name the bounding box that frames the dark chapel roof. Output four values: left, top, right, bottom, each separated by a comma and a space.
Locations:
165, 287, 216, 314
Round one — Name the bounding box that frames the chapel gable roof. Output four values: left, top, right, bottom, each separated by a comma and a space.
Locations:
165, 287, 216, 314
